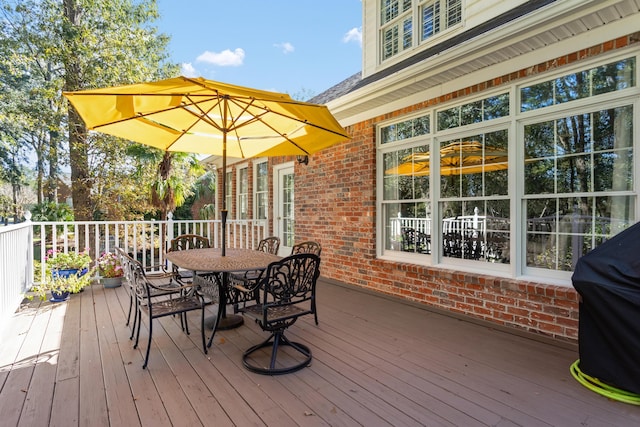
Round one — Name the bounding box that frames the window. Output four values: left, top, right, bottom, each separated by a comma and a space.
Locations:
224, 171, 232, 214
439, 131, 511, 263
524, 105, 635, 271
379, 0, 462, 62
521, 57, 635, 112
381, 114, 430, 144
382, 144, 432, 254
377, 54, 638, 282
380, 0, 412, 61
437, 93, 509, 131
237, 166, 248, 220
420, 0, 461, 42
254, 160, 268, 220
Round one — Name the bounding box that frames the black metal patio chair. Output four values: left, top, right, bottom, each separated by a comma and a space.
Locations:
230, 236, 281, 314
237, 253, 321, 375
115, 247, 183, 337
167, 234, 210, 283
131, 261, 207, 369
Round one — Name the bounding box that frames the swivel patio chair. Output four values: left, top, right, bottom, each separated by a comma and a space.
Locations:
131, 261, 207, 369
238, 253, 320, 375
290, 241, 321, 324
291, 240, 322, 256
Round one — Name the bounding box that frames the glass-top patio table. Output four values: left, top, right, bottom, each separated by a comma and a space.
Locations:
165, 247, 281, 331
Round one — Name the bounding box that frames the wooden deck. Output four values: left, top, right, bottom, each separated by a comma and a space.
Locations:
1, 279, 639, 426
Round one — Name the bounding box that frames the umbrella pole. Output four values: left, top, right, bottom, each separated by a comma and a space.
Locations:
221, 131, 227, 257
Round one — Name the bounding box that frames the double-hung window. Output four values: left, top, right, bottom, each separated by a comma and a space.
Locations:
380, 0, 413, 61
237, 166, 248, 220
419, 0, 462, 42
380, 0, 463, 62
254, 160, 268, 220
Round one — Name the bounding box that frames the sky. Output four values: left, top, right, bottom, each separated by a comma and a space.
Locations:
155, 0, 363, 99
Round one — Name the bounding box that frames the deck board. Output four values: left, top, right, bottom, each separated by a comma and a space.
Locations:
1, 279, 640, 426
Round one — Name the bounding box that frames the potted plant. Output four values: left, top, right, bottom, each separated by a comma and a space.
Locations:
29, 248, 95, 302
46, 248, 92, 278
97, 251, 124, 288
31, 272, 94, 302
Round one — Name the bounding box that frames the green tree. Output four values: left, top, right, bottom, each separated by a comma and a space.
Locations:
1, 0, 177, 220
127, 144, 205, 220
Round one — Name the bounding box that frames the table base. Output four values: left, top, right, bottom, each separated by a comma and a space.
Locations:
205, 314, 244, 330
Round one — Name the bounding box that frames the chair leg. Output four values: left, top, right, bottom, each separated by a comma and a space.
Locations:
312, 300, 319, 325
133, 308, 142, 349
130, 300, 138, 340
126, 292, 133, 326
200, 307, 207, 354
143, 316, 153, 369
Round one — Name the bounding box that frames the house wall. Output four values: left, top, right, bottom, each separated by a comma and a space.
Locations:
298, 33, 640, 345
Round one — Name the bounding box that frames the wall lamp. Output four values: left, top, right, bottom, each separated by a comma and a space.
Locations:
296, 155, 309, 165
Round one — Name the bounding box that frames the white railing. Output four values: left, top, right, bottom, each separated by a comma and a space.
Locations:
0, 215, 268, 323
0, 218, 33, 328
31, 216, 268, 283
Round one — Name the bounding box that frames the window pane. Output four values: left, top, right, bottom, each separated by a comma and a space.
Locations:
524, 120, 555, 159
555, 71, 589, 104
385, 202, 432, 253
438, 107, 459, 131
441, 200, 509, 263
593, 57, 636, 95
484, 93, 509, 120
593, 106, 633, 151
521, 81, 554, 112
381, 115, 430, 144
525, 159, 555, 194
421, 4, 435, 39
382, 26, 399, 60
403, 17, 413, 49
440, 131, 508, 197
521, 57, 636, 112
446, 0, 462, 26
556, 154, 592, 193
413, 115, 430, 135
397, 121, 414, 140
461, 101, 482, 126
556, 114, 591, 155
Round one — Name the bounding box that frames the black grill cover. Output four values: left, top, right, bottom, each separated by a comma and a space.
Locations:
572, 221, 640, 394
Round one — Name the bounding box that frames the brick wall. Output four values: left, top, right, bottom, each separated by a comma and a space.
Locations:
294, 33, 640, 345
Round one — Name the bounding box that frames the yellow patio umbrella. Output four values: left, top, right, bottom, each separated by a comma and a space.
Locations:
385, 141, 508, 176
64, 76, 350, 255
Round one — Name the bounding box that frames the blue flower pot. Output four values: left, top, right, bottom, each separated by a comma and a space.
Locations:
50, 290, 70, 303
52, 268, 88, 279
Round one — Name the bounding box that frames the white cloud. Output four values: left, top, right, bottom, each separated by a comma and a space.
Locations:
343, 27, 362, 46
274, 42, 295, 54
180, 62, 197, 77
196, 48, 245, 66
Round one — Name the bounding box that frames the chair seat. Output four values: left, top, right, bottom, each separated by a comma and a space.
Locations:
243, 304, 310, 324
141, 296, 204, 318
